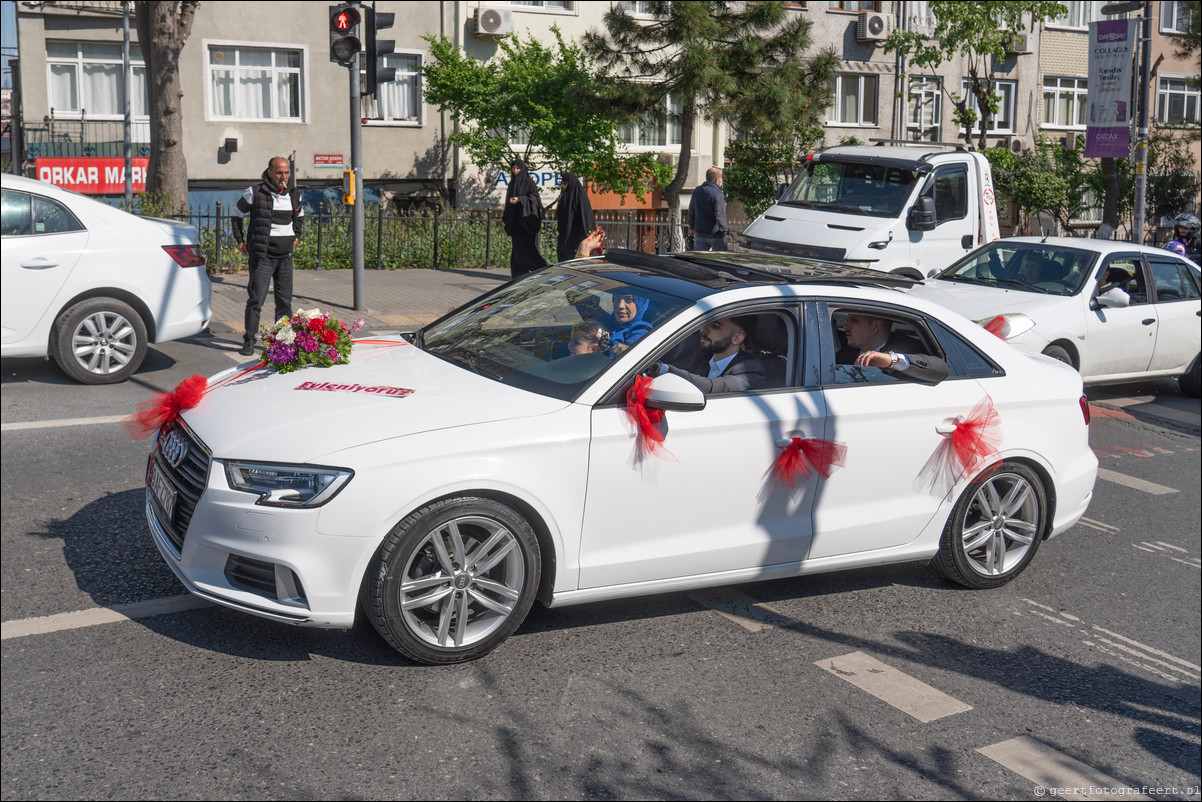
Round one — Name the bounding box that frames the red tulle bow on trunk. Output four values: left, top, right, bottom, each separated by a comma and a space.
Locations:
949, 396, 1002, 477
625, 375, 667, 456
771, 436, 847, 487
122, 374, 208, 439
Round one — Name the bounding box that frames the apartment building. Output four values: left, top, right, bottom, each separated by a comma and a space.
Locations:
8, 0, 1199, 219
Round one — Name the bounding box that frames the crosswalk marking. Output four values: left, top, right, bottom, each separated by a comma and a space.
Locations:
1, 595, 211, 641
815, 651, 972, 722
1095, 468, 1177, 495
1, 415, 127, 432
978, 737, 1153, 800
689, 588, 790, 632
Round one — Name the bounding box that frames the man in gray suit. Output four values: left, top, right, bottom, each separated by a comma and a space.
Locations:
656, 316, 768, 394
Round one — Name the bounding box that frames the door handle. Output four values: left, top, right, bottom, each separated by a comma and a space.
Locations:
935, 420, 961, 435
21, 259, 59, 269
776, 436, 808, 448
1141, 319, 1155, 326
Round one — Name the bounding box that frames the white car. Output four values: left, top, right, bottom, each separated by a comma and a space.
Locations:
907, 237, 1201, 396
145, 251, 1097, 664
1, 173, 212, 383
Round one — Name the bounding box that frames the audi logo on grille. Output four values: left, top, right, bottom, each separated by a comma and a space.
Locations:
160, 430, 189, 468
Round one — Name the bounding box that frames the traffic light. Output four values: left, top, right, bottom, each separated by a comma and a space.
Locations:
329, 3, 361, 66
365, 5, 396, 98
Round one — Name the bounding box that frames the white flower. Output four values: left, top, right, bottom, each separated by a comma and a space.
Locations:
275, 326, 296, 345
271, 315, 291, 333
296, 308, 323, 321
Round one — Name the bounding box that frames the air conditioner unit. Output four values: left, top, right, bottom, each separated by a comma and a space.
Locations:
857, 11, 893, 43
473, 7, 513, 37
1005, 32, 1034, 55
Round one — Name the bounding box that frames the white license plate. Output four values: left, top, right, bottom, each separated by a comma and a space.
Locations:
150, 464, 178, 520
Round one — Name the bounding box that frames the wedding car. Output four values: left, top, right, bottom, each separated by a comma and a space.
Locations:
906, 237, 1201, 396
145, 250, 1097, 664
1, 173, 211, 384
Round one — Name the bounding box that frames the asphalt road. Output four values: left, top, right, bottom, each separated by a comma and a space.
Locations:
2, 331, 1199, 801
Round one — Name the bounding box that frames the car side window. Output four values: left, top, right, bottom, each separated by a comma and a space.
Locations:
931, 167, 968, 223
829, 307, 943, 384
1148, 259, 1201, 302
33, 197, 83, 235
1098, 258, 1149, 305
1, 190, 32, 236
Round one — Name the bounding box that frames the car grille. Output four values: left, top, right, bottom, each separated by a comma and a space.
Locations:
148, 419, 211, 556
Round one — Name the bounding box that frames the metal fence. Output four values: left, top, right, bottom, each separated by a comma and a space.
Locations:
177, 204, 751, 273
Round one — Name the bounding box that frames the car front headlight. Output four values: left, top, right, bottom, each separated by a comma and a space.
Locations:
224, 461, 353, 507
976, 312, 1035, 340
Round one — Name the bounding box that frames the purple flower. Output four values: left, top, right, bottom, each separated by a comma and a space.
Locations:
266, 341, 298, 364
325, 348, 340, 362
297, 332, 319, 353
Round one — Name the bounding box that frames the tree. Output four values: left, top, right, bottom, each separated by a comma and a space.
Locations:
885, 2, 1065, 149
134, 1, 198, 214
723, 123, 824, 218
583, 1, 834, 251
422, 27, 669, 204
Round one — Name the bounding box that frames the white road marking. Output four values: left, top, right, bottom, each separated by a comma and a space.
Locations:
977, 736, 1153, 800
689, 588, 789, 632
1089, 626, 1202, 672
1078, 517, 1120, 533
815, 651, 972, 722
1, 595, 211, 641
1092, 636, 1201, 679
1156, 541, 1188, 552
1095, 468, 1177, 495
1, 415, 127, 432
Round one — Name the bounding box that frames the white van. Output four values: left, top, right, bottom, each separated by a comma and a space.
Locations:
739, 144, 1001, 279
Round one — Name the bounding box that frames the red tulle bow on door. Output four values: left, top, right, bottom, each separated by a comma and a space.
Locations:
948, 396, 1002, 478
624, 375, 668, 457
771, 436, 847, 487
122, 374, 208, 439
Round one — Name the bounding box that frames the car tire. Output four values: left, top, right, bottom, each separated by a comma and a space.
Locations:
1041, 345, 1074, 368
932, 461, 1047, 590
52, 298, 148, 384
1180, 355, 1201, 398
366, 497, 541, 665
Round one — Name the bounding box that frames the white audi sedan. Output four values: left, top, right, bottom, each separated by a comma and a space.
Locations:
907, 237, 1201, 396
145, 251, 1097, 664
1, 173, 212, 383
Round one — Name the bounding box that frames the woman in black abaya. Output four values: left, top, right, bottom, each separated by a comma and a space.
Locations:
556, 172, 597, 262
502, 160, 547, 279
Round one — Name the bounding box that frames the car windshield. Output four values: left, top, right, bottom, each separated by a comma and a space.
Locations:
936, 243, 1099, 297
778, 160, 920, 218
420, 265, 692, 401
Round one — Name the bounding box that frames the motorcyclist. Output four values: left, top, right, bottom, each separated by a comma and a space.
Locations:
1171, 213, 1200, 262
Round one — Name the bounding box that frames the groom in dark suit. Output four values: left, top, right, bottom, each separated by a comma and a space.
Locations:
658, 316, 768, 394
838, 312, 949, 384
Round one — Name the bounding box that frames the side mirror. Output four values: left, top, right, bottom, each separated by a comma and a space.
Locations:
908, 196, 937, 231
645, 372, 706, 412
1095, 287, 1131, 309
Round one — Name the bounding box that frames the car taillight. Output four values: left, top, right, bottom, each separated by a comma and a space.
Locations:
163, 245, 206, 268
1079, 395, 1091, 425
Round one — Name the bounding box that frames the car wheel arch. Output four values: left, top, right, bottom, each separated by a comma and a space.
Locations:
1043, 339, 1079, 369
48, 287, 158, 348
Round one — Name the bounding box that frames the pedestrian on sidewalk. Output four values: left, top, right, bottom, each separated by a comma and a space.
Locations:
232, 156, 304, 356
502, 159, 547, 279
556, 171, 597, 262
688, 166, 729, 252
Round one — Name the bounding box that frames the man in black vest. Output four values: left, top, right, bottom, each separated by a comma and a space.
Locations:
231, 157, 304, 356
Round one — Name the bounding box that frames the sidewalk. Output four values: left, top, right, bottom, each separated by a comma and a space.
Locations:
208, 267, 510, 337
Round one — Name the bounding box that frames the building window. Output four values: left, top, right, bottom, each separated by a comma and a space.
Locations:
960, 79, 1015, 134
828, 74, 878, 126
1042, 77, 1088, 129
46, 41, 148, 119
363, 52, 423, 123
1160, 1, 1195, 33
1049, 1, 1106, 29
208, 44, 304, 121
1157, 77, 1201, 126
907, 76, 941, 141
500, 1, 572, 8
828, 1, 880, 10
619, 94, 682, 147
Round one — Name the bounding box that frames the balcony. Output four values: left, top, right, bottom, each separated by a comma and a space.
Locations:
22, 118, 150, 160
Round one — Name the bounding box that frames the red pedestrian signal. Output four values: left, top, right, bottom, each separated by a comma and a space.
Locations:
329, 4, 362, 66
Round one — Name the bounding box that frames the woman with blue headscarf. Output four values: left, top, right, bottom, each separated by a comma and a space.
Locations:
607, 288, 654, 356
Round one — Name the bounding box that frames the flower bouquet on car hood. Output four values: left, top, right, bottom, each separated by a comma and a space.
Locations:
261, 308, 364, 373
